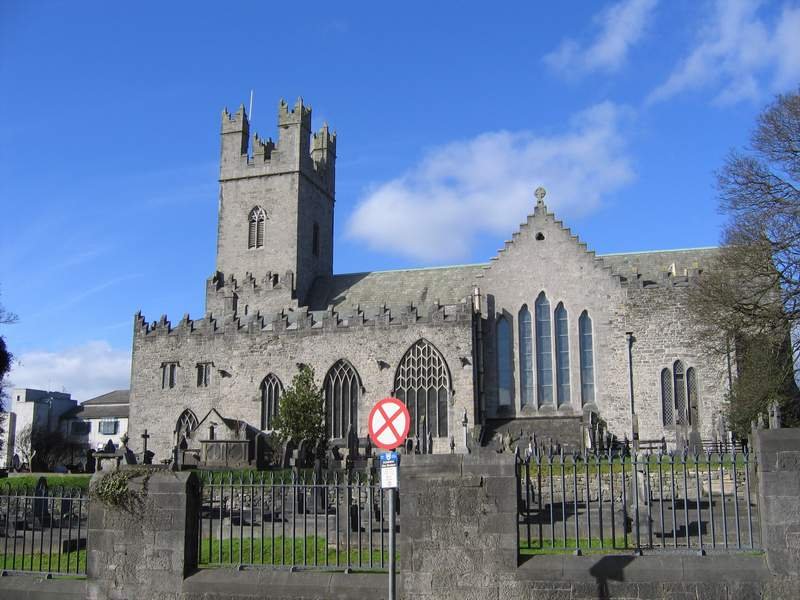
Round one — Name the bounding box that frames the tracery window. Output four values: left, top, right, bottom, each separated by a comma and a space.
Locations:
496, 316, 513, 407
518, 306, 533, 408
260, 373, 283, 431
687, 367, 698, 425
248, 206, 266, 249
535, 293, 553, 407
394, 339, 451, 438
324, 360, 361, 439
579, 311, 595, 405
555, 303, 570, 406
175, 409, 198, 439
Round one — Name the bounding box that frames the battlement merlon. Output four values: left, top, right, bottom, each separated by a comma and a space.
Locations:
219, 97, 336, 194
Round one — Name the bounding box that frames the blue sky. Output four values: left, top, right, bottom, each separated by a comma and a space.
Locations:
1, 0, 799, 400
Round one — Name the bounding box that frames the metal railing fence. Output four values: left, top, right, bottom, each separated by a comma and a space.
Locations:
516, 449, 759, 555
0, 485, 88, 575
197, 471, 395, 571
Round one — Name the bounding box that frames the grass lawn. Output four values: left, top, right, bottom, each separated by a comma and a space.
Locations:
0, 549, 86, 573
198, 536, 391, 569
1, 474, 92, 492
520, 538, 633, 555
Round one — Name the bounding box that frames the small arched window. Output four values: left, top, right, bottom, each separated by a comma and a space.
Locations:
248, 206, 266, 249
535, 293, 553, 407
260, 374, 283, 430
579, 311, 595, 405
555, 303, 570, 406
175, 409, 198, 442
324, 360, 361, 439
496, 316, 513, 407
518, 306, 533, 407
661, 368, 674, 426
674, 361, 687, 425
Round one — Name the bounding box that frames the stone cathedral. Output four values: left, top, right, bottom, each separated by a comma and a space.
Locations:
128, 98, 729, 464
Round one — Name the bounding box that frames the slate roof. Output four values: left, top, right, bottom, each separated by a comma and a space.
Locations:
62, 390, 130, 420
304, 247, 719, 311
305, 264, 485, 311
599, 247, 719, 280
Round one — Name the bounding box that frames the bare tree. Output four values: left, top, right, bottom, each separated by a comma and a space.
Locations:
15, 424, 35, 472
690, 89, 800, 435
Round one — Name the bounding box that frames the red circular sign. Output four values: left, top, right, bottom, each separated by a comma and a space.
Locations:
368, 397, 411, 451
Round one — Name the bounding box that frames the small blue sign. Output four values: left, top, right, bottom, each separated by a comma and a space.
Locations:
380, 451, 398, 464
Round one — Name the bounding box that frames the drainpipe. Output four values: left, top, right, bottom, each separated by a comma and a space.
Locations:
626, 332, 637, 446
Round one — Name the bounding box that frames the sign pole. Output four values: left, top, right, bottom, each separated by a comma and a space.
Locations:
368, 397, 409, 600
389, 487, 396, 600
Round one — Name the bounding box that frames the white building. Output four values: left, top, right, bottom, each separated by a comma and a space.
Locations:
63, 390, 129, 452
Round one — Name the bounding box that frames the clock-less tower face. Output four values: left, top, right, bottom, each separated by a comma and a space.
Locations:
214, 100, 335, 307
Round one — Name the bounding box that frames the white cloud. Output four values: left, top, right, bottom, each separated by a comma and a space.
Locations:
7, 341, 131, 402
545, 0, 658, 74
648, 0, 800, 105
346, 102, 635, 263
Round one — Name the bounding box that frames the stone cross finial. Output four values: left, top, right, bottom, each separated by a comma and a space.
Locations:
141, 429, 150, 455
534, 187, 546, 206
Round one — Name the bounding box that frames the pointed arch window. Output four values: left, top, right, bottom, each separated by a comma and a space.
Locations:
175, 409, 198, 443
579, 311, 595, 405
394, 339, 451, 438
324, 360, 361, 439
535, 293, 553, 407
518, 306, 533, 407
661, 368, 674, 426
260, 374, 283, 431
496, 316, 513, 408
687, 367, 698, 426
674, 361, 688, 425
248, 206, 266, 249
555, 303, 570, 406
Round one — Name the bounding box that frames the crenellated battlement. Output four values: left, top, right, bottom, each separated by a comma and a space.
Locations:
134, 297, 472, 340
219, 97, 335, 195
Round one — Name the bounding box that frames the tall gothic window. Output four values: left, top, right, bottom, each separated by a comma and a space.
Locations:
661, 368, 674, 426
518, 306, 533, 407
248, 206, 266, 249
496, 316, 513, 407
535, 292, 553, 407
555, 303, 570, 406
394, 339, 451, 438
674, 361, 688, 425
662, 362, 697, 426
175, 409, 198, 442
687, 367, 698, 425
579, 311, 595, 405
324, 360, 361, 439
260, 374, 283, 431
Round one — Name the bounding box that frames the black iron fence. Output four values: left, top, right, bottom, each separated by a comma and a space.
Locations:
0, 484, 88, 575
197, 471, 396, 571
516, 450, 759, 555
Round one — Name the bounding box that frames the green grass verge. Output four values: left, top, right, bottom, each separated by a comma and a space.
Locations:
198, 536, 391, 568
520, 538, 632, 555
1, 474, 92, 492
0, 549, 86, 573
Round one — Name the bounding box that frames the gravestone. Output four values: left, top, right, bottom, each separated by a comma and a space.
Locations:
33, 477, 50, 527
85, 449, 96, 474
346, 425, 359, 460
281, 439, 296, 469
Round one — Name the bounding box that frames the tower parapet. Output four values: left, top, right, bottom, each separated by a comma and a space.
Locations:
219, 97, 335, 195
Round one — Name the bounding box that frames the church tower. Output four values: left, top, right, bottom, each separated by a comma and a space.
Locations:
209, 98, 336, 316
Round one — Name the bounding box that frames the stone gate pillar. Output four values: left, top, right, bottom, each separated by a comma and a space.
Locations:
86, 467, 199, 600
399, 453, 517, 599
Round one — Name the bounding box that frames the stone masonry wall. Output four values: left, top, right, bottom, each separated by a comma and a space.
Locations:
753, 427, 800, 578
86, 468, 199, 600
128, 312, 475, 460
399, 453, 517, 599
